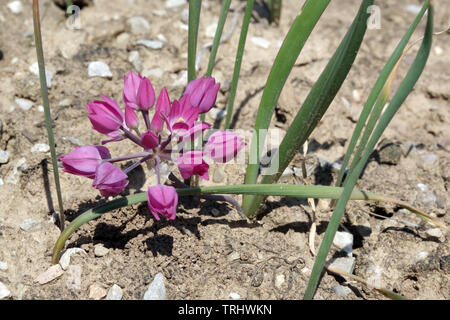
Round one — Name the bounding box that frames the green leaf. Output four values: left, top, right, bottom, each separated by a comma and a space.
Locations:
32, 0, 65, 231
243, 0, 374, 218
304, 0, 433, 300
188, 0, 202, 83
224, 0, 255, 129
242, 0, 331, 212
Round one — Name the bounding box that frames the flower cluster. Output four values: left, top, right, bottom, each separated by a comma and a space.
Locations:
61, 72, 245, 221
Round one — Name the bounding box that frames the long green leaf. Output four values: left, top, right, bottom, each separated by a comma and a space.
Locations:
188, 0, 202, 83
224, 0, 255, 129
243, 0, 373, 218
33, 0, 65, 231
51, 184, 437, 264
242, 0, 331, 211
334, 3, 429, 188
304, 1, 433, 300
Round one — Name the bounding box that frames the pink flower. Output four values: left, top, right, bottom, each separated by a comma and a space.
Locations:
176, 151, 209, 180
87, 95, 124, 136
92, 162, 129, 197
147, 185, 178, 220
123, 72, 155, 110
60, 145, 111, 178
125, 104, 139, 129
204, 131, 245, 163
184, 76, 220, 113
141, 130, 159, 150
151, 87, 171, 132
165, 95, 199, 132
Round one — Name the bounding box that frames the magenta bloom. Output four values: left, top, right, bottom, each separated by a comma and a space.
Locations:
177, 151, 209, 180
165, 95, 199, 132
147, 185, 178, 220
151, 87, 171, 132
205, 131, 245, 163
125, 104, 139, 129
141, 130, 159, 150
60, 145, 111, 179
92, 162, 129, 197
123, 72, 155, 110
87, 95, 124, 136
184, 76, 220, 113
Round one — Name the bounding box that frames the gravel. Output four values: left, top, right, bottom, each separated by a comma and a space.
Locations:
143, 273, 166, 300
0, 150, 10, 164
106, 284, 123, 300
126, 16, 151, 35
0, 282, 11, 300
88, 61, 113, 78
15, 97, 34, 111
34, 264, 64, 285
137, 40, 163, 50
20, 219, 42, 232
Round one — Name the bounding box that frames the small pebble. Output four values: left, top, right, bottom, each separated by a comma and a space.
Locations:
94, 244, 110, 257
37, 106, 44, 112
106, 284, 123, 300
406, 5, 421, 14
31, 143, 50, 153
7, 1, 22, 14
329, 257, 356, 274
208, 107, 226, 120
227, 251, 240, 262
434, 46, 443, 56
58, 98, 72, 107
88, 61, 113, 78
143, 273, 166, 300
416, 183, 437, 208
180, 8, 189, 23
128, 50, 142, 72
126, 16, 151, 35
419, 153, 438, 166
166, 0, 186, 9
157, 34, 167, 42
332, 285, 352, 297
15, 97, 34, 111
413, 251, 429, 264
59, 248, 86, 271
115, 32, 130, 49
212, 166, 225, 183
251, 37, 270, 49
0, 282, 11, 300
229, 292, 240, 300
29, 62, 53, 87
0, 261, 7, 271
88, 284, 107, 300
5, 157, 26, 185
152, 10, 166, 17
137, 40, 163, 50
34, 264, 64, 284
0, 150, 10, 164
333, 231, 353, 256
211, 208, 221, 217
275, 274, 285, 288
426, 228, 443, 239
142, 68, 165, 79
20, 219, 42, 232
282, 167, 293, 177
352, 89, 361, 102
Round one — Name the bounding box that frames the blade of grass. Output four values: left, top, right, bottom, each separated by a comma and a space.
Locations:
33, 0, 65, 231
304, 1, 433, 300
188, 0, 202, 83
334, 3, 429, 189
51, 183, 438, 264
268, 0, 282, 25
206, 0, 232, 77
242, 0, 331, 211
223, 0, 255, 129
243, 0, 373, 218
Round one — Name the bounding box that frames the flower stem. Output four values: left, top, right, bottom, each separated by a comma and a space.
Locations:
121, 126, 143, 147
141, 110, 151, 130
155, 156, 162, 185
123, 154, 153, 174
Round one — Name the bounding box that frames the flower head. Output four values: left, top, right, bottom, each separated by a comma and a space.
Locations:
92, 162, 129, 197
147, 185, 178, 220
60, 145, 111, 178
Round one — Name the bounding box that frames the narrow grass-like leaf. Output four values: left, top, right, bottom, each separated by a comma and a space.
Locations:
243, 0, 373, 217
224, 0, 255, 129
268, 0, 282, 25
242, 0, 331, 211
206, 0, 231, 77
33, 0, 65, 231
334, 3, 429, 189
51, 184, 437, 264
304, 1, 433, 300
188, 0, 202, 83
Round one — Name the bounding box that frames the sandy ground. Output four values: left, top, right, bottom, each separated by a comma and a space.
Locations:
0, 0, 448, 300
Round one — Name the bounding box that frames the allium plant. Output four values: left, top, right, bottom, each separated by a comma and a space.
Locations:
60, 72, 243, 221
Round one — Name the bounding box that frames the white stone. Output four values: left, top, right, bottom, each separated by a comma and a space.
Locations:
178, 22, 189, 31
434, 46, 443, 56
229, 292, 240, 300
333, 231, 354, 256
152, 10, 166, 17
282, 167, 293, 177
171, 70, 187, 86
143, 273, 166, 300
406, 5, 422, 14
6, 157, 26, 185
275, 274, 285, 288
37, 105, 44, 112
0, 150, 10, 164
0, 262, 7, 271
20, 219, 42, 232
329, 257, 355, 274
34, 264, 64, 284
227, 251, 240, 262
88, 284, 107, 300
29, 62, 54, 87
137, 40, 163, 50
251, 37, 270, 49
142, 68, 164, 79
180, 8, 189, 24
31, 143, 50, 153
11, 57, 19, 64
7, 1, 23, 14
0, 178, 3, 186
88, 61, 113, 78
126, 16, 151, 35
426, 228, 443, 238
94, 244, 109, 257
0, 282, 11, 300
413, 251, 429, 264
166, 0, 186, 9
106, 284, 123, 300
128, 51, 142, 72
208, 107, 226, 120
157, 34, 167, 42
59, 248, 86, 271
332, 285, 352, 297
115, 32, 130, 49
15, 98, 34, 111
